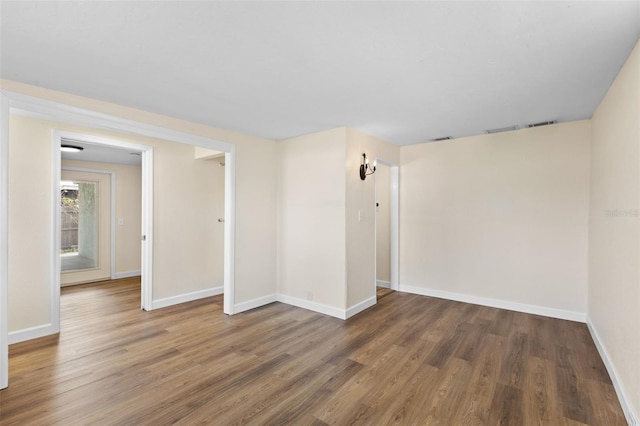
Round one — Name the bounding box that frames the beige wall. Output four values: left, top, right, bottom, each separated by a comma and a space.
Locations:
589, 40, 640, 420
345, 128, 399, 309
375, 164, 391, 283
277, 128, 347, 309
399, 121, 591, 315
152, 136, 222, 299
7, 115, 53, 331
276, 127, 399, 314
62, 159, 142, 276
233, 139, 277, 304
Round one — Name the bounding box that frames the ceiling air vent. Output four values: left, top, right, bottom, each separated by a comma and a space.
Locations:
485, 125, 519, 134
527, 120, 556, 128
432, 136, 452, 141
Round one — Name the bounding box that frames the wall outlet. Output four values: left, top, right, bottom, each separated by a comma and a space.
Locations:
358, 210, 364, 222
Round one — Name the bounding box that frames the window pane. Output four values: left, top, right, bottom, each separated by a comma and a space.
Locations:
61, 181, 99, 271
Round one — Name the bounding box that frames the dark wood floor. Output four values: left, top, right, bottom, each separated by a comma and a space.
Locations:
0, 278, 626, 425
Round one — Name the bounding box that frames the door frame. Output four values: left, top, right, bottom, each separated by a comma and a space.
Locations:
60, 164, 117, 283
55, 131, 150, 311
374, 158, 399, 292
0, 90, 236, 390
0, 93, 9, 390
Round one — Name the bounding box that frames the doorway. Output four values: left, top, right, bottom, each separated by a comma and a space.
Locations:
374, 159, 399, 298
1, 92, 237, 390
53, 130, 151, 316
375, 164, 392, 289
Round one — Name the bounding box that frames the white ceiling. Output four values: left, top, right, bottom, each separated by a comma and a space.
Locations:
60, 138, 142, 166
1, 1, 639, 145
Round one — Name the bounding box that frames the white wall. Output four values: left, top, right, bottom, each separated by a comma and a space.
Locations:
399, 121, 591, 319
277, 128, 347, 310
588, 40, 640, 423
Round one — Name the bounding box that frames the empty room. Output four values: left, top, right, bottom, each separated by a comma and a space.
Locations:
1, 1, 639, 425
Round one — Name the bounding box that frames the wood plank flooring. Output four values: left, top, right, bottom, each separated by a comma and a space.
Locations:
0, 279, 626, 425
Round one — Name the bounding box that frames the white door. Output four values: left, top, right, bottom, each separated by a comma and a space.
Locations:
60, 170, 111, 285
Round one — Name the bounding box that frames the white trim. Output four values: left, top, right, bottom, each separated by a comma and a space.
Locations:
276, 294, 347, 319
587, 317, 638, 426
0, 93, 8, 389
5, 91, 234, 152
223, 150, 236, 315
51, 140, 62, 336
152, 287, 223, 310
140, 148, 153, 311
389, 165, 399, 291
234, 294, 277, 314
376, 280, 391, 288
233, 293, 375, 320
110, 172, 116, 278
346, 296, 376, 319
60, 164, 117, 279
399, 284, 587, 323
113, 270, 142, 280
8, 324, 57, 345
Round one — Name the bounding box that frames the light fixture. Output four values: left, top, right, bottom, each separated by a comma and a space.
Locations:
485, 125, 519, 134
60, 144, 84, 153
359, 153, 376, 181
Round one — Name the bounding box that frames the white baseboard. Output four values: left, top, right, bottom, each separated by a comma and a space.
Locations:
8, 323, 58, 345
346, 296, 376, 319
113, 270, 141, 279
398, 284, 586, 323
234, 293, 377, 320
587, 317, 638, 426
276, 294, 347, 319
152, 287, 223, 310
376, 280, 391, 288
234, 294, 277, 314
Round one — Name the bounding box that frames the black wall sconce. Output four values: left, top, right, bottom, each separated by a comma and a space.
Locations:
359, 153, 376, 181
